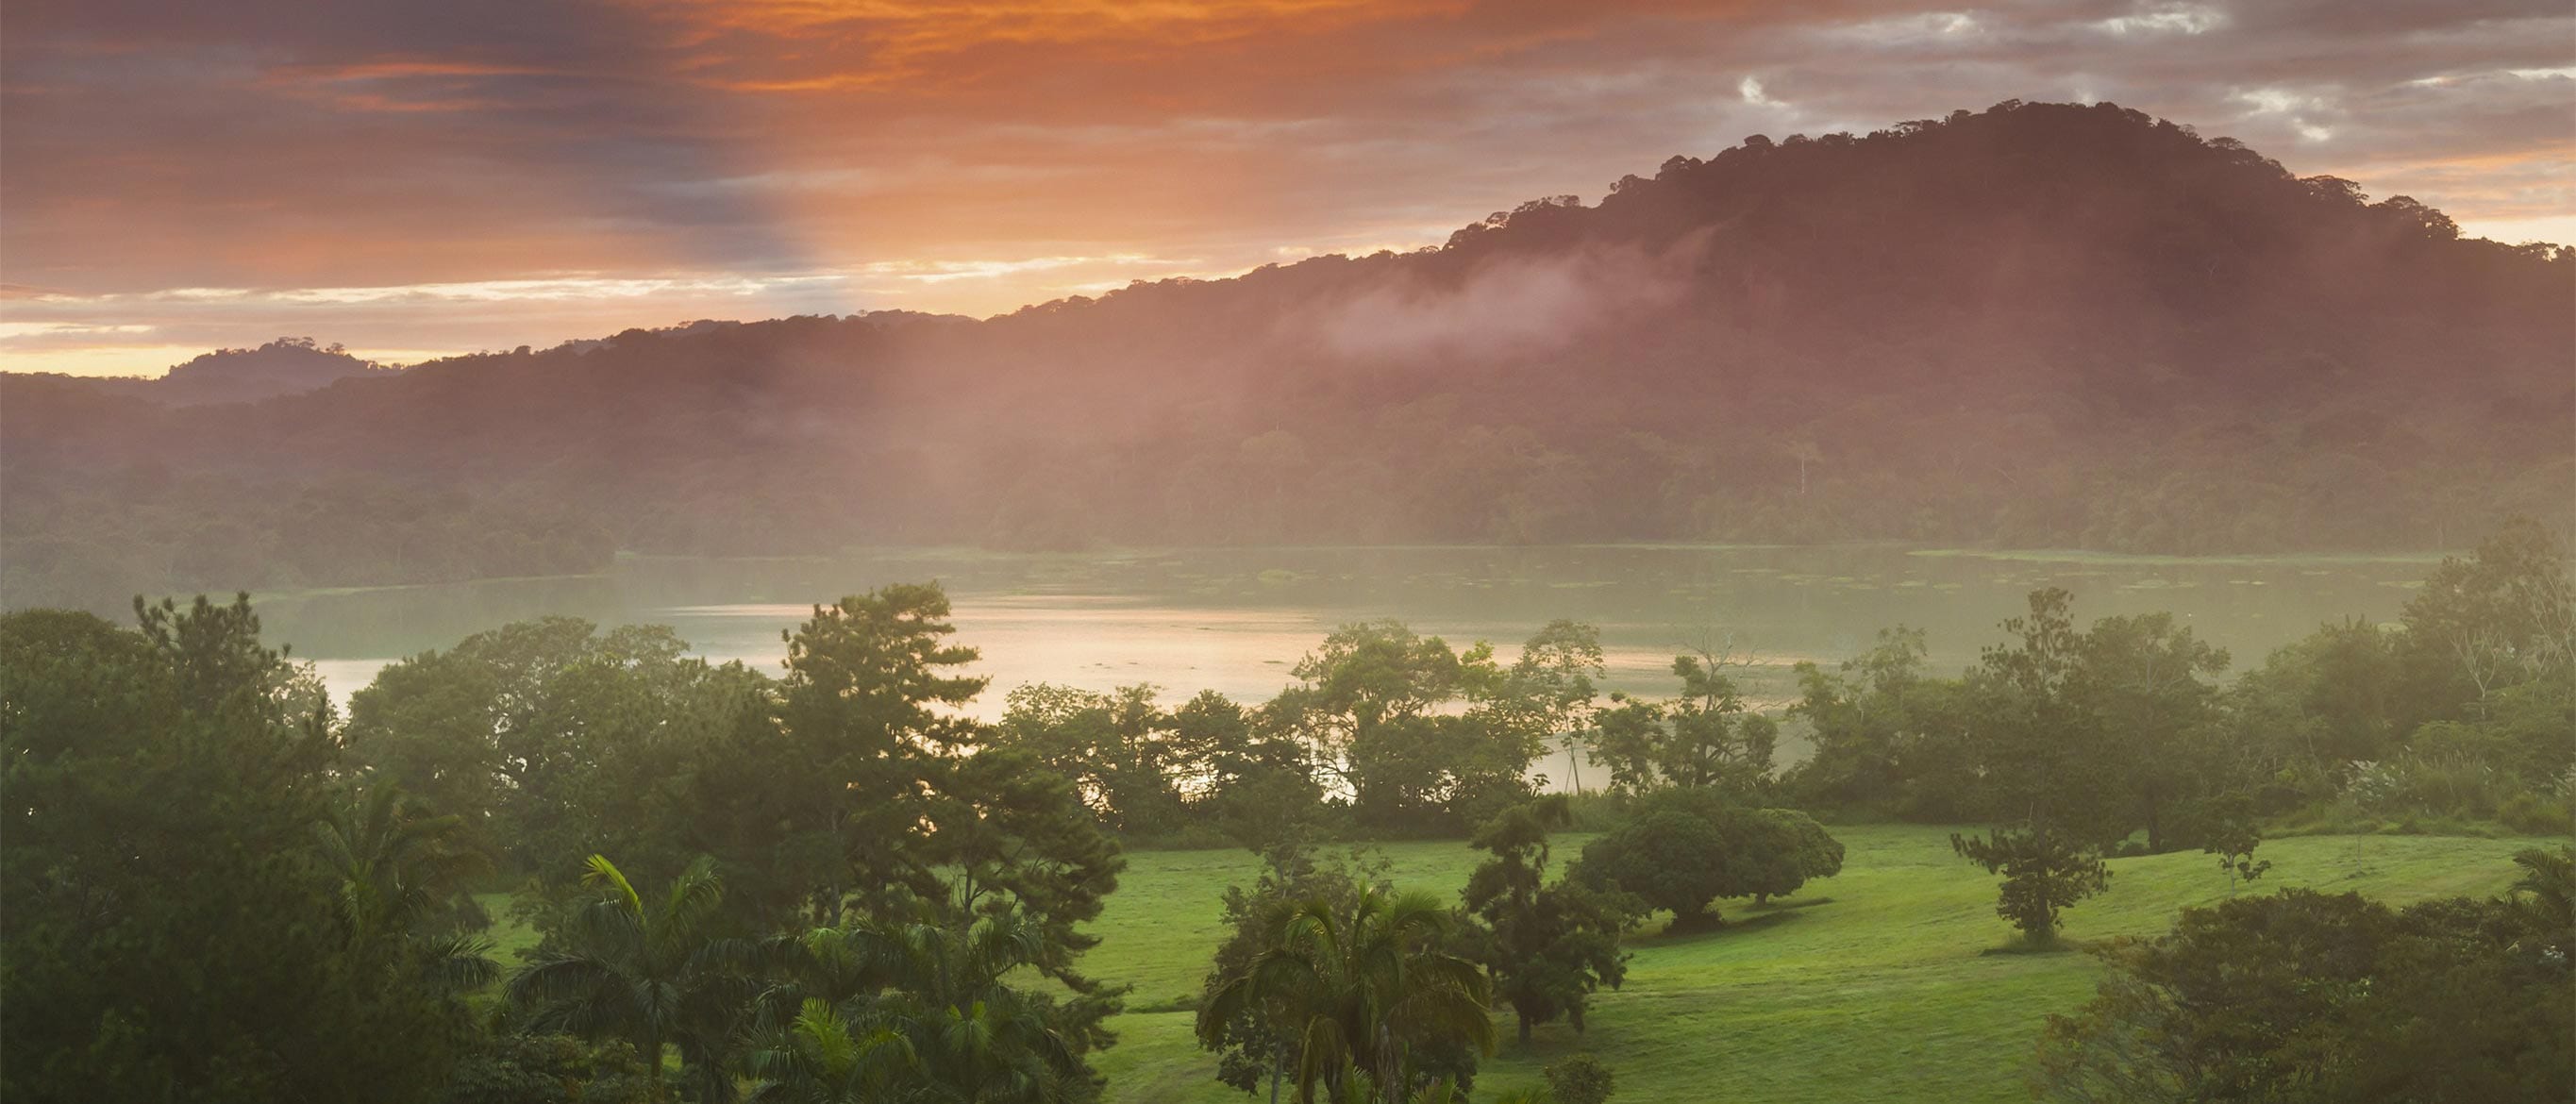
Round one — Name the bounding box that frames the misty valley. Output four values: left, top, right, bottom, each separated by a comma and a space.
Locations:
4, 73, 2572, 1104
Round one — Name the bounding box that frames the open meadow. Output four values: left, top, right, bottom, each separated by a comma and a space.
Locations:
1075, 826, 2556, 1103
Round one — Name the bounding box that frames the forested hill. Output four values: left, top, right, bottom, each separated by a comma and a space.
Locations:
9, 338, 395, 408
5, 100, 2570, 611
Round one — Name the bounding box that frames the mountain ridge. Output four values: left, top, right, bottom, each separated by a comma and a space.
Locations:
5, 99, 2569, 611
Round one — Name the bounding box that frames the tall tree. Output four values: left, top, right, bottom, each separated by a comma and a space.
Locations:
1591, 650, 1777, 796
1785, 627, 1979, 818
1499, 621, 1606, 795
701, 584, 986, 926
995, 682, 1197, 835
2399, 516, 2576, 716
1270, 622, 1531, 829
927, 745, 1128, 995
2, 597, 468, 1103
346, 618, 766, 881
2071, 612, 2228, 851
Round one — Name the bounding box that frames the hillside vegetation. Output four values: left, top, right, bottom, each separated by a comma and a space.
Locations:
6, 100, 2570, 611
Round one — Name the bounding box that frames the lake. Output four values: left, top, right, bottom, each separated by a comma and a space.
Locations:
261, 544, 2438, 769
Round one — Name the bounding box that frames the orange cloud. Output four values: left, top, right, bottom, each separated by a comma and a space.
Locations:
2, 0, 2568, 376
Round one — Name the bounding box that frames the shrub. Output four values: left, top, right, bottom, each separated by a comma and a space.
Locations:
1544, 1053, 1616, 1104
2499, 790, 2575, 836
2036, 884, 2573, 1103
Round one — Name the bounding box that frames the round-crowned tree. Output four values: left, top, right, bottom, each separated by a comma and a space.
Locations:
1572, 791, 1843, 928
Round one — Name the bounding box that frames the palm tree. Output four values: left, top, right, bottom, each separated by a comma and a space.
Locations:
746, 910, 1090, 1104
2509, 845, 2575, 946
742, 997, 918, 1104
315, 783, 497, 992
1199, 888, 1494, 1104
509, 854, 757, 1101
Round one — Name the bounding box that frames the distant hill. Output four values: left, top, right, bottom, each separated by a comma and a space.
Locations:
19, 337, 397, 408
4, 100, 2569, 611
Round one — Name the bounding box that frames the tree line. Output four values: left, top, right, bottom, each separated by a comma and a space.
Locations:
3, 518, 2568, 1101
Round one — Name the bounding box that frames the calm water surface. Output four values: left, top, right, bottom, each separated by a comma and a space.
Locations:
264, 545, 2435, 739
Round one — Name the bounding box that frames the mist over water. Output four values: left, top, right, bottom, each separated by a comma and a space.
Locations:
261, 544, 2435, 729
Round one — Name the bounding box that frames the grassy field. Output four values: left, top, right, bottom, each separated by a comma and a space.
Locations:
474, 826, 2553, 1101
1079, 826, 2556, 1103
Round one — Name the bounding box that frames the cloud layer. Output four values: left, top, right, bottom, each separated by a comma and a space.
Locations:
5, 0, 2569, 374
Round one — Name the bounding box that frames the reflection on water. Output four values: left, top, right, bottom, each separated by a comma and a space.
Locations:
254, 545, 2434, 732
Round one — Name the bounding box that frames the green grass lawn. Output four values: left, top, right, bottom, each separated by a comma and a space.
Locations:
1080, 826, 2558, 1103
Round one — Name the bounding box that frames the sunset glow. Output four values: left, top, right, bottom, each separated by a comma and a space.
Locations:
6, 0, 2571, 376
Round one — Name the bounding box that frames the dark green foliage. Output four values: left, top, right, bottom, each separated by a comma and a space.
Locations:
1592, 651, 1778, 796
509, 856, 761, 1101
1744, 809, 1846, 904
1456, 797, 1639, 1044
345, 617, 772, 884
1949, 826, 2112, 942
1199, 844, 1398, 1097
1497, 620, 1607, 795
2216, 522, 2575, 827
2179, 793, 2271, 890
1784, 627, 1978, 818
1573, 789, 1843, 928
1543, 1054, 1616, 1104
697, 584, 989, 926
746, 909, 1115, 1104
930, 744, 1129, 995
2069, 611, 2230, 851
0, 596, 474, 1103
1180, 688, 1326, 847
440, 1034, 654, 1104
2036, 859, 2575, 1103
1267, 621, 1538, 831
1964, 589, 2123, 843
997, 683, 1198, 836
1198, 886, 1494, 1104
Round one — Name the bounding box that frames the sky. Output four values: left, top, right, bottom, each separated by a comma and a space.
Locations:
4, 0, 2571, 377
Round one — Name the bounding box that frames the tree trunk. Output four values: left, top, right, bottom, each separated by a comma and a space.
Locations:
1268, 1045, 1284, 1104
645, 1031, 667, 1102
1518, 1011, 1532, 1045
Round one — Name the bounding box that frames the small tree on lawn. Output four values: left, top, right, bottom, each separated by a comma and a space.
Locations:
1456, 797, 1638, 1045
1950, 825, 2111, 945
1574, 789, 1842, 930
2193, 794, 2272, 891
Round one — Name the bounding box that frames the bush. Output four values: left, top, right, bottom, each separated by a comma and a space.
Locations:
2499, 790, 2575, 836
440, 1033, 651, 1104
1544, 1053, 1615, 1104
2036, 883, 2573, 1103
2342, 751, 2512, 821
